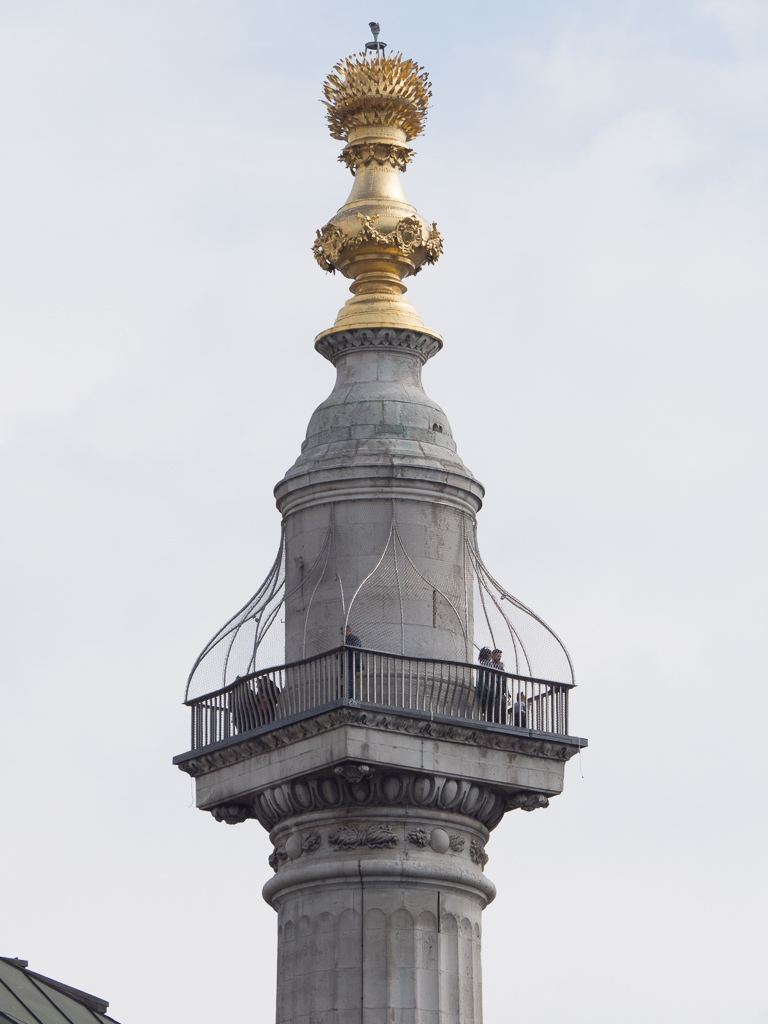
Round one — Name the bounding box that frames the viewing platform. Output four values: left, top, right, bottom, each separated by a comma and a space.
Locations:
176, 645, 579, 757
174, 644, 585, 835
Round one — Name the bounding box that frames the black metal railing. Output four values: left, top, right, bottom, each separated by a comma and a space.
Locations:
186, 646, 573, 752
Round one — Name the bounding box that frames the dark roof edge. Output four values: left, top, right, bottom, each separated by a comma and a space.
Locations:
0, 960, 108, 1015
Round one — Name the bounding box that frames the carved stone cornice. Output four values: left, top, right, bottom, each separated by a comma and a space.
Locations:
250, 767, 530, 831
210, 803, 252, 825
206, 780, 552, 836
334, 763, 374, 783
314, 327, 443, 365
176, 706, 581, 780
506, 792, 550, 812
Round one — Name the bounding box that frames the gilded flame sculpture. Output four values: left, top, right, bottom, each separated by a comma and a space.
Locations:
312, 51, 443, 339
322, 53, 432, 142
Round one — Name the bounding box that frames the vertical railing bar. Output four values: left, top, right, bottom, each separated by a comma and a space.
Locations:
565, 687, 569, 735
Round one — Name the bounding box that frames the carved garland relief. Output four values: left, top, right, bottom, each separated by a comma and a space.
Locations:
469, 840, 489, 869
406, 828, 430, 847
267, 822, 486, 874
328, 823, 399, 850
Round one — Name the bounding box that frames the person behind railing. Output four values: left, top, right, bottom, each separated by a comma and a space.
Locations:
341, 625, 362, 699
230, 675, 279, 733
230, 676, 257, 733
254, 675, 280, 726
488, 648, 507, 724
477, 647, 507, 723
512, 690, 528, 728
476, 647, 493, 717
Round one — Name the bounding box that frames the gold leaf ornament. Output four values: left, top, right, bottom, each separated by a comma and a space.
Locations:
395, 216, 424, 255
312, 224, 345, 272
323, 52, 432, 142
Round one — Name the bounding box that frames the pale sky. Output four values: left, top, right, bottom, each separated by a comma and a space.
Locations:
1, 2, 766, 1022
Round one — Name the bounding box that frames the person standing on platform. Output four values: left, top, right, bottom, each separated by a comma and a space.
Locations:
342, 625, 362, 699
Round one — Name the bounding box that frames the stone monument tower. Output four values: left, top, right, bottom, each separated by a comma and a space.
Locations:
175, 34, 586, 1024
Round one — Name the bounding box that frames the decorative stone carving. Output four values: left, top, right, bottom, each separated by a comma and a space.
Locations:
339, 141, 414, 175
283, 829, 323, 861
178, 707, 580, 782
253, 767, 508, 831
315, 327, 443, 365
328, 824, 399, 851
407, 828, 431, 847
449, 834, 466, 852
470, 840, 489, 869
328, 825, 362, 850
313, 214, 443, 274
364, 824, 399, 848
334, 763, 373, 783
210, 803, 252, 825
284, 834, 304, 860
507, 792, 550, 812
301, 831, 322, 852
268, 846, 288, 872
430, 828, 450, 854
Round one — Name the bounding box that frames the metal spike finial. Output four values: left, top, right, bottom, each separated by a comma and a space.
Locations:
364, 21, 386, 57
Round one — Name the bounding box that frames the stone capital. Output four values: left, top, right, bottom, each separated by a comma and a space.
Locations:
175, 704, 584, 834
314, 326, 443, 365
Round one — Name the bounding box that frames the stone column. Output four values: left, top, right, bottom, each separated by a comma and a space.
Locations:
175, 46, 587, 1024
179, 700, 581, 1024
275, 331, 485, 668
262, 768, 497, 1024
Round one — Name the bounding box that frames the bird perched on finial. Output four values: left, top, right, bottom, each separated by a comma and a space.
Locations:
365, 21, 386, 56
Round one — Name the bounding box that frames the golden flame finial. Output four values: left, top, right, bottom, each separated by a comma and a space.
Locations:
312, 45, 443, 344
322, 52, 432, 142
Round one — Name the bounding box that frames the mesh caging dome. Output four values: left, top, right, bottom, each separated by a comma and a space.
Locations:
184, 501, 574, 702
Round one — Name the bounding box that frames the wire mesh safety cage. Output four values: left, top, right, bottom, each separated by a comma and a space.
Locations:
188, 646, 572, 751
185, 499, 574, 704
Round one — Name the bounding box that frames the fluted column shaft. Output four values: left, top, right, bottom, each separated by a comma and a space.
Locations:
263, 804, 494, 1024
